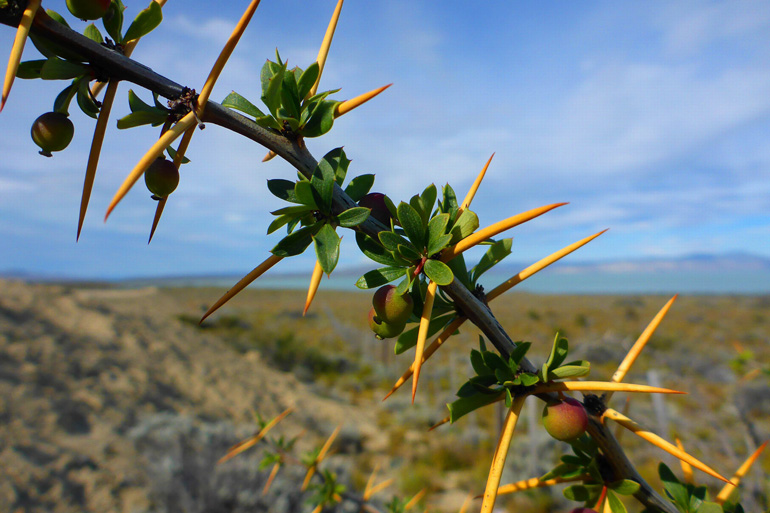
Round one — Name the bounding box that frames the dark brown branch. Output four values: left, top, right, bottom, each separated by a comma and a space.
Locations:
0, 8, 678, 512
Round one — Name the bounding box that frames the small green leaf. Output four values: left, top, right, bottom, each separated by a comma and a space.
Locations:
255, 115, 282, 131
444, 254, 472, 289
83, 23, 103, 43
41, 58, 89, 80
76, 78, 99, 119
394, 313, 455, 354
394, 272, 412, 296
355, 267, 407, 289
116, 110, 168, 129
311, 151, 337, 213
262, 60, 287, 117
294, 180, 319, 209
222, 91, 266, 118
470, 349, 492, 376
447, 391, 504, 423
609, 480, 641, 496
519, 373, 539, 386
423, 259, 453, 286
563, 485, 591, 502
321, 147, 350, 186
279, 70, 301, 121
300, 100, 338, 138
267, 179, 300, 203
270, 205, 314, 216
344, 174, 375, 202
398, 202, 426, 248
539, 463, 582, 481
16, 60, 46, 79
46, 9, 70, 27
508, 342, 532, 368
297, 61, 319, 100
313, 224, 340, 275
659, 464, 690, 512
337, 207, 370, 228
696, 503, 723, 513
549, 365, 591, 380
103, 1, 125, 44
123, 1, 162, 43
379, 231, 411, 252
355, 233, 397, 266
427, 213, 450, 255
471, 238, 513, 283
545, 335, 569, 373
271, 224, 318, 257
267, 214, 294, 235
53, 83, 76, 116
449, 209, 479, 244
607, 491, 628, 513
397, 244, 422, 262
421, 184, 437, 217
439, 183, 458, 214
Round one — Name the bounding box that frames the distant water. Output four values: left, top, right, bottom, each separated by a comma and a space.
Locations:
189, 268, 770, 295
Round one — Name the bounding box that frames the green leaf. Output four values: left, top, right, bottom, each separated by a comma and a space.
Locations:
449, 209, 479, 244
267, 214, 295, 235
262, 60, 287, 117
255, 115, 282, 131
123, 1, 162, 43
695, 503, 723, 513
394, 313, 455, 354
271, 224, 318, 257
563, 485, 591, 502
270, 205, 314, 216
659, 464, 690, 512
545, 335, 569, 374
294, 180, 319, 209
470, 349, 492, 376
318, 147, 350, 186
610, 480, 641, 496
16, 60, 46, 79
423, 259, 453, 286
539, 463, 582, 481
76, 78, 99, 119
397, 244, 422, 262
83, 23, 103, 43
355, 267, 406, 289
127, 90, 155, 112
355, 233, 397, 266
40, 58, 89, 80
398, 202, 425, 248
607, 491, 628, 513
444, 254, 471, 290
344, 174, 375, 202
46, 9, 70, 27
550, 365, 591, 379
103, 1, 125, 44
440, 183, 459, 213
116, 110, 167, 129
297, 61, 319, 100
313, 224, 340, 275
311, 151, 337, 213
337, 207, 370, 228
53, 83, 76, 116
267, 179, 299, 203
394, 272, 413, 296
508, 342, 532, 368
379, 231, 411, 252
471, 238, 513, 283
300, 100, 338, 137
222, 91, 266, 118
447, 391, 504, 423
279, 70, 301, 121
421, 184, 437, 217
427, 213, 450, 256
519, 373, 539, 386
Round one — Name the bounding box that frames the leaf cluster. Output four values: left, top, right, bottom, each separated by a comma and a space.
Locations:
307, 469, 346, 509
222, 50, 340, 138
655, 464, 743, 513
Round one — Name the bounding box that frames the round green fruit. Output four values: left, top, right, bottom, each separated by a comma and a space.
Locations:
372, 285, 413, 326
144, 158, 180, 198
66, 0, 111, 20
358, 192, 393, 227
31, 112, 74, 157
542, 397, 588, 441
368, 308, 405, 340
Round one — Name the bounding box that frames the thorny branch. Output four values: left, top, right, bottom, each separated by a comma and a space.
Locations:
0, 5, 679, 513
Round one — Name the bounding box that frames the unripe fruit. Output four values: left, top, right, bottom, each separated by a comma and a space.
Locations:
372, 285, 413, 326
66, 0, 110, 20
31, 112, 74, 157
358, 192, 393, 227
368, 308, 405, 340
144, 158, 180, 198
542, 397, 588, 441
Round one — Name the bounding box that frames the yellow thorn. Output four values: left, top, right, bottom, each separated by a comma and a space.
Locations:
310, 504, 323, 513
147, 197, 167, 243
676, 438, 694, 484
302, 425, 341, 491
304, 260, 324, 316
262, 462, 281, 495
480, 395, 526, 513
460, 153, 494, 211
78, 80, 119, 240
487, 230, 608, 301
363, 463, 379, 500
442, 203, 568, 261
457, 493, 474, 513
531, 381, 684, 396
2, 0, 41, 112
334, 83, 392, 118
197, 0, 261, 108
310, 0, 344, 97
262, 150, 277, 162
716, 441, 768, 504
412, 281, 437, 404
383, 316, 466, 401
608, 295, 678, 403
603, 408, 731, 483
496, 475, 588, 496
739, 368, 761, 382
218, 407, 293, 464
366, 478, 394, 500
428, 415, 450, 431
105, 112, 196, 220
200, 254, 283, 323
405, 489, 426, 510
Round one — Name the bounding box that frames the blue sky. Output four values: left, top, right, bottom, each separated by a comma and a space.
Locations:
0, 0, 769, 279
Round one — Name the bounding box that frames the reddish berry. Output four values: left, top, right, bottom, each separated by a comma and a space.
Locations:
358, 192, 393, 227
372, 285, 413, 326
542, 397, 588, 441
